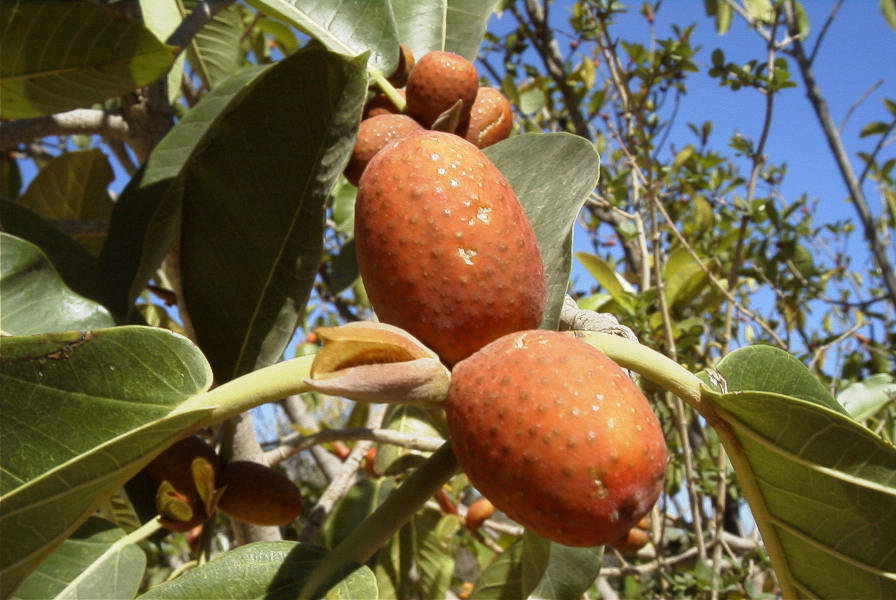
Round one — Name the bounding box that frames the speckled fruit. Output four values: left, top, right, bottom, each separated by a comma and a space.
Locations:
354, 130, 545, 366
446, 330, 667, 547
363, 89, 406, 119
463, 87, 513, 148
216, 461, 302, 526
344, 114, 422, 186
405, 50, 479, 129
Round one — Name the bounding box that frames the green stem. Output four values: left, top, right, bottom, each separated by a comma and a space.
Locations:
575, 332, 710, 417
298, 442, 459, 600
172, 355, 315, 427
371, 68, 406, 112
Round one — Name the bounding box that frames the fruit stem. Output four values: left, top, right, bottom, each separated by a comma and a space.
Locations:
574, 332, 714, 420
372, 69, 407, 112
298, 442, 459, 599
172, 355, 316, 427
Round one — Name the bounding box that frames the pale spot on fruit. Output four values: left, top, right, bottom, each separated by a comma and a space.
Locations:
586, 430, 597, 442
607, 418, 616, 430
476, 206, 491, 222
591, 404, 601, 413
458, 247, 477, 265
430, 152, 440, 161
449, 179, 459, 188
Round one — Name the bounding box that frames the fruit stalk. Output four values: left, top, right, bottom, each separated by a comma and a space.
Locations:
298, 442, 459, 600
573, 331, 712, 421
172, 355, 316, 427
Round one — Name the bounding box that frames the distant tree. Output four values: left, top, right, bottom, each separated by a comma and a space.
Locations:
1, 1, 893, 599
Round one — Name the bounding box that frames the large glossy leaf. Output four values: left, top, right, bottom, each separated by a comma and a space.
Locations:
138, 0, 186, 105
471, 532, 602, 600
485, 133, 600, 330
12, 517, 145, 600
0, 201, 100, 301
177, 46, 367, 380
182, 0, 244, 90
0, 234, 114, 334
0, 1, 178, 118
390, 0, 499, 60
0, 326, 213, 598
17, 149, 115, 255
702, 345, 896, 599
244, 0, 399, 75
97, 64, 268, 319
138, 541, 377, 599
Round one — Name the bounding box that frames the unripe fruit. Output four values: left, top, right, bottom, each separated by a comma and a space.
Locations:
354, 130, 545, 365
156, 482, 209, 533
465, 497, 495, 531
446, 330, 667, 547
344, 114, 422, 186
142, 435, 220, 498
462, 87, 513, 148
216, 461, 302, 526
405, 51, 479, 129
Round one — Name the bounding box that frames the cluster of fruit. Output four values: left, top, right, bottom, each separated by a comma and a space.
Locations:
142, 435, 302, 532
344, 48, 514, 187
350, 49, 668, 547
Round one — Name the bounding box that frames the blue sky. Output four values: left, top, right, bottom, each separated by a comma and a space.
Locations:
482, 2, 893, 357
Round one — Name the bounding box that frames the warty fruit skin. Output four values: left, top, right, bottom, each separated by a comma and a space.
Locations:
344, 113, 422, 186
445, 330, 667, 547
354, 130, 545, 366
405, 51, 479, 129
462, 87, 514, 148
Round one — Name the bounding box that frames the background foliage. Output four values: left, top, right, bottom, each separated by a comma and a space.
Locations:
1, 1, 894, 599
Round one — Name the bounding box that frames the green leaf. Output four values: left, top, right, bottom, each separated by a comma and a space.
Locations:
662, 246, 710, 311
324, 478, 395, 549
97, 64, 269, 319
471, 537, 524, 600
138, 541, 377, 599
522, 531, 603, 600
838, 373, 896, 422
484, 133, 600, 330
375, 405, 446, 477
244, 0, 399, 75
177, 46, 367, 380
743, 0, 774, 24
17, 149, 115, 255
472, 532, 601, 599
574, 252, 636, 315
139, 0, 187, 105
860, 121, 892, 138
390, 0, 498, 61
881, 0, 896, 31
702, 346, 896, 599
376, 511, 459, 600
0, 326, 213, 598
705, 345, 848, 415
0, 0, 178, 118
13, 517, 145, 600
0, 234, 114, 335
183, 0, 244, 90
0, 201, 99, 301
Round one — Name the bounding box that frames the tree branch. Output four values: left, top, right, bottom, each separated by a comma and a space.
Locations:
0, 109, 130, 151
785, 13, 896, 307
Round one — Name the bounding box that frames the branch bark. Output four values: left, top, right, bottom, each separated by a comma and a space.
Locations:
786, 28, 896, 308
